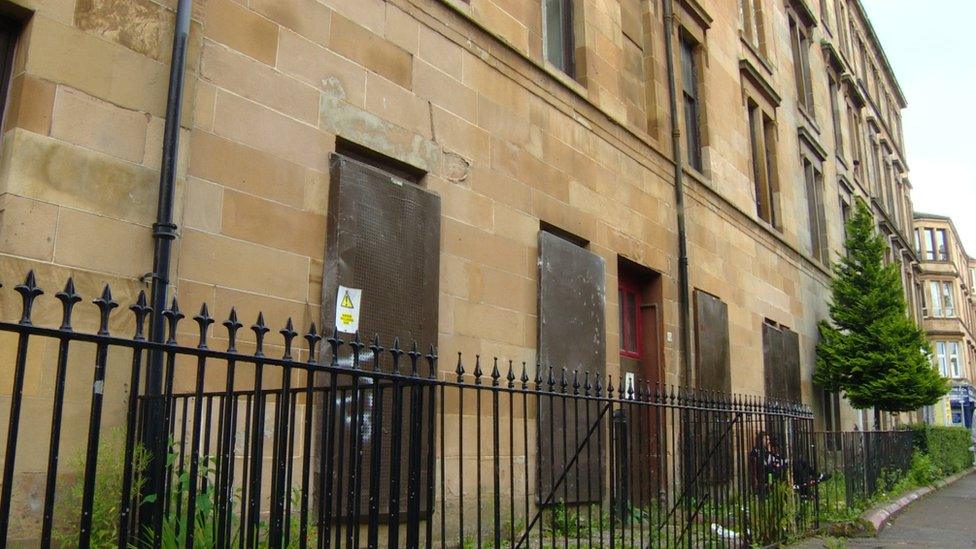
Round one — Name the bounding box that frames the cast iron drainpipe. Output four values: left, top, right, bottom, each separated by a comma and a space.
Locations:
140, 0, 192, 536
662, 0, 693, 388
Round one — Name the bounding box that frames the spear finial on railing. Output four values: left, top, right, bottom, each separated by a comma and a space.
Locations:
473, 355, 483, 385
490, 358, 500, 386
280, 318, 298, 359
327, 327, 343, 366
369, 335, 383, 371
520, 362, 529, 389
572, 369, 580, 396
193, 304, 214, 349
305, 323, 322, 363
408, 341, 420, 376
14, 270, 43, 326
251, 312, 269, 357
223, 308, 243, 352
506, 360, 515, 388
426, 344, 437, 379
594, 374, 603, 397
455, 352, 464, 382
348, 331, 363, 369
607, 374, 614, 399
93, 284, 118, 336
56, 278, 82, 331
389, 337, 402, 374
129, 290, 151, 339
583, 370, 592, 397
161, 297, 183, 343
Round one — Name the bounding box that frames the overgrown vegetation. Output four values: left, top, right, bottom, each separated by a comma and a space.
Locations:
908, 424, 974, 475
54, 432, 316, 548
816, 426, 973, 539
54, 429, 149, 548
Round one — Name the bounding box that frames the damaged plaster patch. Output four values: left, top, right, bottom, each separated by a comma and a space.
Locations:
442, 151, 471, 184
320, 96, 442, 175
321, 76, 347, 101
320, 96, 477, 183
75, 0, 172, 61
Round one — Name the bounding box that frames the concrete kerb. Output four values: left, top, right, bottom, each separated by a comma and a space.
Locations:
859, 466, 976, 535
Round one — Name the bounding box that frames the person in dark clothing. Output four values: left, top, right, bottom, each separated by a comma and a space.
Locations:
792, 455, 829, 499
748, 431, 787, 497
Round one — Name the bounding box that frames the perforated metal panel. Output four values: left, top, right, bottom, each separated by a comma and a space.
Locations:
323, 155, 440, 347
322, 154, 440, 519
537, 231, 606, 504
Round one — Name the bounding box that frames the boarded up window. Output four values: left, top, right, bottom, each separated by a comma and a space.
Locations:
694, 290, 731, 393
537, 230, 605, 504
782, 329, 801, 402
689, 290, 732, 484
762, 322, 801, 403
322, 153, 440, 519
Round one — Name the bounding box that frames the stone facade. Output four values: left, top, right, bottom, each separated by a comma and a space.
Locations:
914, 213, 976, 427
0, 0, 921, 424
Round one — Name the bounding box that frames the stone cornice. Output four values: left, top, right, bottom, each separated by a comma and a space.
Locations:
739, 58, 781, 107
675, 0, 712, 30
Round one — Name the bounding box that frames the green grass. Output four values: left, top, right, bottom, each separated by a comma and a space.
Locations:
54, 433, 317, 548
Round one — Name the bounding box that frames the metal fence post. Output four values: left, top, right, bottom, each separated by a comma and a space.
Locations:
613, 408, 629, 522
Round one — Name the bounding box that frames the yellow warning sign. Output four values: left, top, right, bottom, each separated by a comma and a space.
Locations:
334, 286, 362, 334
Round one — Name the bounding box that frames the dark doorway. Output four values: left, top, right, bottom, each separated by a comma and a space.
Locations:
617, 258, 665, 507
617, 258, 664, 388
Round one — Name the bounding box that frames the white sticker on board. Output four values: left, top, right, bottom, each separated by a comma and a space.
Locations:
335, 286, 362, 334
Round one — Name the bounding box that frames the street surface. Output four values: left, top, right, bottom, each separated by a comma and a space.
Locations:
794, 472, 976, 548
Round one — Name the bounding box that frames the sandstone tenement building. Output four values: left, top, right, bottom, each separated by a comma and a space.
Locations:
914, 212, 976, 428
0, 0, 924, 514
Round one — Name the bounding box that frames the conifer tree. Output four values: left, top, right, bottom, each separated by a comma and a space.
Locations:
814, 200, 948, 426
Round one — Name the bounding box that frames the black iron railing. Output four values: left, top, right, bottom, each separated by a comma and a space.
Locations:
0, 270, 846, 547
812, 430, 915, 521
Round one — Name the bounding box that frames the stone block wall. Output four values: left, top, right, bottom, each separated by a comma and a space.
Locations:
0, 0, 923, 538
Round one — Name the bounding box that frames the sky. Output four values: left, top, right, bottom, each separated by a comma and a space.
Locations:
861, 0, 976, 254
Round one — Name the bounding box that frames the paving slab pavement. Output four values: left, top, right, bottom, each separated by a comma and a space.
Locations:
794, 471, 976, 548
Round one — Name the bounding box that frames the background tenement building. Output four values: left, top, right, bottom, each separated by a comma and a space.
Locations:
914, 212, 976, 427
0, 0, 924, 537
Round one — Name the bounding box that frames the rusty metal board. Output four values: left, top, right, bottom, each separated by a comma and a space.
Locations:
694, 290, 731, 393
